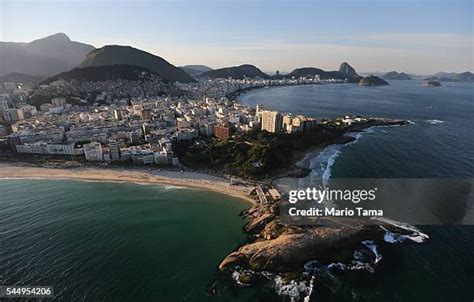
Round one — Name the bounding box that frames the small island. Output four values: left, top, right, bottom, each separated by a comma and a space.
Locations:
359, 75, 389, 86
423, 79, 442, 87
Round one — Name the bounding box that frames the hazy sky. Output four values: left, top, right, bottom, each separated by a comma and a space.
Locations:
1, 0, 472, 74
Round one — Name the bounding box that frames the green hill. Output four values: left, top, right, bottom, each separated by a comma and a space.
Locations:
180, 65, 213, 76
80, 45, 195, 83
40, 65, 165, 85
199, 64, 270, 79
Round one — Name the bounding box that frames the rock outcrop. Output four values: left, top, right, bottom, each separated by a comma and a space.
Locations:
220, 216, 385, 273
339, 62, 359, 79
423, 80, 442, 87
359, 75, 389, 86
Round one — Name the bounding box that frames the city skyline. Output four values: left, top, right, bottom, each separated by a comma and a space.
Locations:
1, 0, 473, 74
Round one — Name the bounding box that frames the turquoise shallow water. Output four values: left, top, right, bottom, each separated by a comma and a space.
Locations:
0, 179, 257, 301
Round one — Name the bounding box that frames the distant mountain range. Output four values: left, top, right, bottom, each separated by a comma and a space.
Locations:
199, 64, 270, 80
79, 45, 195, 83
383, 71, 412, 80
180, 65, 213, 77
0, 33, 94, 77
198, 62, 361, 82
427, 72, 474, 82
0, 72, 46, 84
283, 64, 359, 82
41, 65, 164, 85
2, 33, 472, 85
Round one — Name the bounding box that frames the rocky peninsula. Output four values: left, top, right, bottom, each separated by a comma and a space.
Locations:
218, 118, 425, 291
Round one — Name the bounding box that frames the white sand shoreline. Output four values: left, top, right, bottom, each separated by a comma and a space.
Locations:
0, 164, 257, 206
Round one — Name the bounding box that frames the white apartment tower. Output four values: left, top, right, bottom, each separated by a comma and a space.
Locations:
260, 110, 282, 133
83, 142, 103, 161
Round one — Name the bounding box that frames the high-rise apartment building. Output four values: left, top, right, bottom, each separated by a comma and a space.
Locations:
83, 142, 103, 161
260, 110, 282, 133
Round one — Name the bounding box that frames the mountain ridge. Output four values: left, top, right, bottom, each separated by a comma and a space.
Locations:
80, 45, 195, 83
0, 33, 95, 77
40, 64, 166, 85
383, 71, 412, 80
180, 65, 213, 77
428, 71, 474, 82
281, 62, 360, 82
0, 72, 46, 84
199, 64, 270, 79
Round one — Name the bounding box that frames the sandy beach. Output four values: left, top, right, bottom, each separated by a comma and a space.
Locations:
0, 164, 257, 206
295, 146, 324, 169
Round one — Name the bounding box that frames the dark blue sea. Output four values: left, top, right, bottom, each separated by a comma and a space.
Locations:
240, 80, 474, 301
240, 80, 473, 178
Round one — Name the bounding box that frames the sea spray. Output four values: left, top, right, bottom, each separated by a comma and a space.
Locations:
426, 119, 444, 125
375, 217, 430, 243
362, 240, 383, 264
307, 125, 396, 187
380, 225, 429, 244
229, 224, 428, 300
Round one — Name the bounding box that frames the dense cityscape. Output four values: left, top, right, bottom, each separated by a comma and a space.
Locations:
0, 76, 355, 168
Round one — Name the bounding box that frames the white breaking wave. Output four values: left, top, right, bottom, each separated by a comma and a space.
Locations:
307, 122, 410, 186
326, 262, 347, 271
235, 269, 315, 301
308, 145, 342, 188
161, 185, 187, 190
321, 149, 341, 186
374, 217, 430, 243
303, 276, 316, 302
380, 225, 429, 244
426, 119, 444, 125
362, 240, 383, 264
231, 267, 252, 287
274, 275, 315, 302
229, 218, 429, 300
303, 239, 385, 277
309, 127, 379, 186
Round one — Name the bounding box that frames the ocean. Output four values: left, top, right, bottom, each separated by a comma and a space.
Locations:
240, 80, 474, 301
240, 80, 473, 178
1, 80, 473, 301
0, 180, 257, 301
